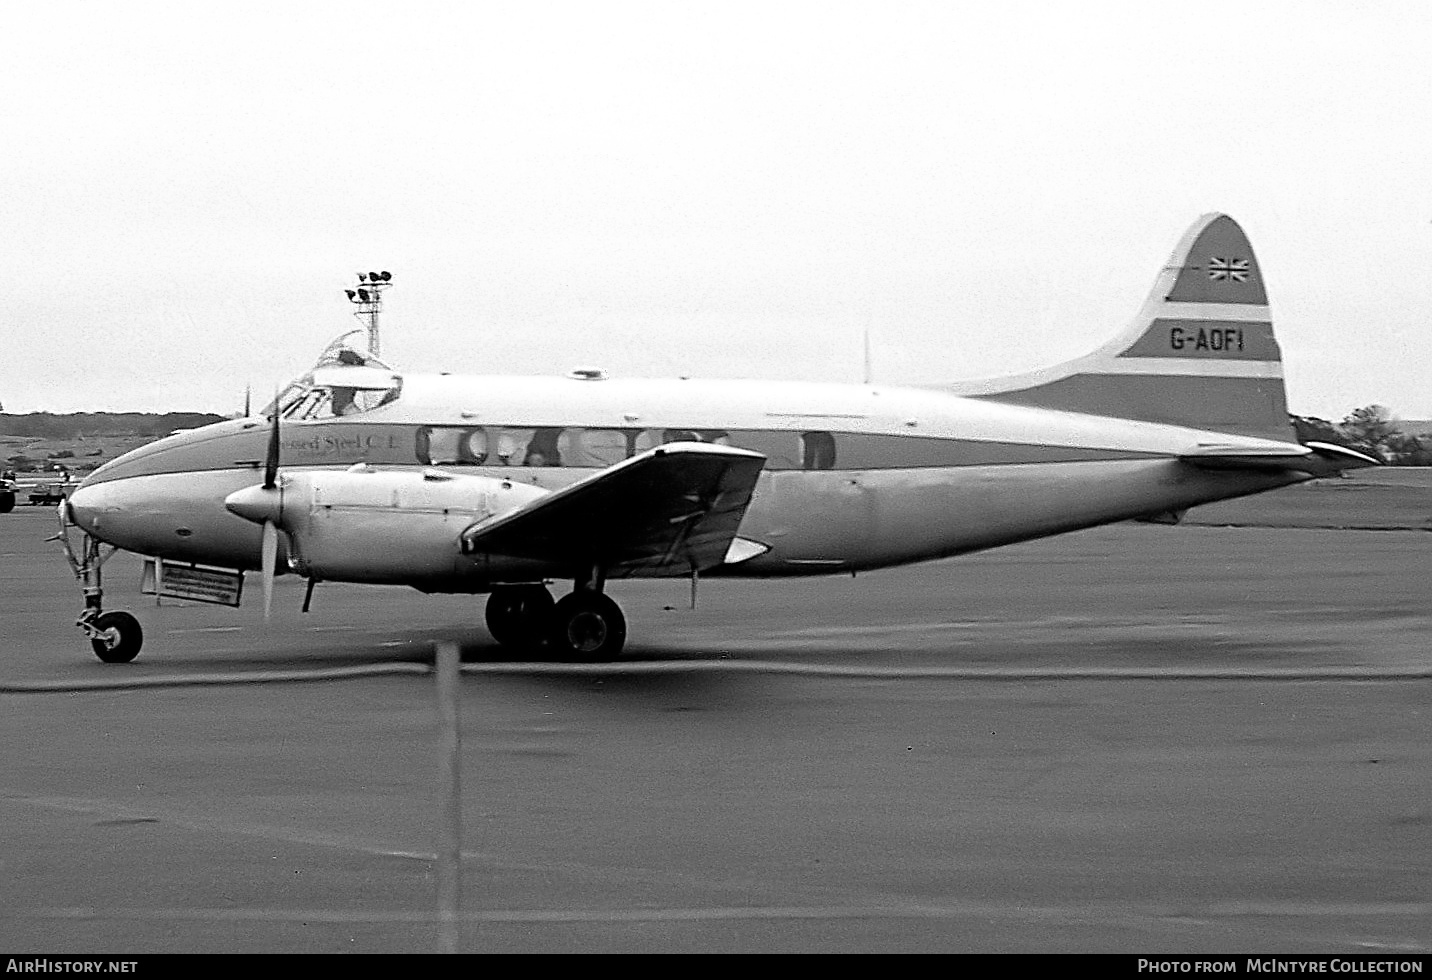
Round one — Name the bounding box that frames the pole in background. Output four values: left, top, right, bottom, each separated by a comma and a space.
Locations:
434, 639, 462, 953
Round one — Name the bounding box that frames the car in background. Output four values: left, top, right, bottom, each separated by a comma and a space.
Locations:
27, 481, 75, 506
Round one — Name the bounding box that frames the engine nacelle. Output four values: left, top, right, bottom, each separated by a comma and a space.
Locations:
278, 468, 547, 584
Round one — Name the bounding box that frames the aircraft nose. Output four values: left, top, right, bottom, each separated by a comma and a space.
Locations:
67, 482, 117, 535
224, 484, 282, 525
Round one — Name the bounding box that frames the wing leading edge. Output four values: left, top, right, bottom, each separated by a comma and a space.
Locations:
459, 443, 768, 578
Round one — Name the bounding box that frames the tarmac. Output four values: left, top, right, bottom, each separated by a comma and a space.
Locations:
0, 504, 1428, 953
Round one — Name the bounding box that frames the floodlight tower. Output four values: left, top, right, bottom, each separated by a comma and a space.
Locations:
344, 270, 393, 358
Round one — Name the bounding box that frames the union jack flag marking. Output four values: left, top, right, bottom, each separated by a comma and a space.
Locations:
1208, 257, 1249, 282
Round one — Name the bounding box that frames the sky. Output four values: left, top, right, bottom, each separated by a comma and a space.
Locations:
3, 1, 1429, 420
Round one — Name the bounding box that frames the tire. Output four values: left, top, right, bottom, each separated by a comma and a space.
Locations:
0, 491, 14, 514
549, 592, 627, 662
90, 611, 143, 664
484, 585, 555, 651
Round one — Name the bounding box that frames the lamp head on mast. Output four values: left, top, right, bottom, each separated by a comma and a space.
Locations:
344, 270, 392, 358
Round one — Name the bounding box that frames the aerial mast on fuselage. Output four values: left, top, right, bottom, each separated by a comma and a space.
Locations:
344, 271, 392, 358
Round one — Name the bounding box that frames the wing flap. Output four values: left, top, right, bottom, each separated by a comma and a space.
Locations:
460, 443, 767, 576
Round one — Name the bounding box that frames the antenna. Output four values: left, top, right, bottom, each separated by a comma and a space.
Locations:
862, 323, 872, 385
344, 270, 393, 357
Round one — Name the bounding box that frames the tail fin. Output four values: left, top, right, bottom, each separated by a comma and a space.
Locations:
952, 214, 1294, 441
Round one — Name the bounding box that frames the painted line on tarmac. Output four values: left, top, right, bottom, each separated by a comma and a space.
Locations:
4, 660, 1430, 694
1, 791, 433, 859
454, 661, 1432, 682
30, 899, 1432, 925
0, 662, 429, 692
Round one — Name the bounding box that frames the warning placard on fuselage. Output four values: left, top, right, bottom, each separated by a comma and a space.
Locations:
141, 559, 245, 607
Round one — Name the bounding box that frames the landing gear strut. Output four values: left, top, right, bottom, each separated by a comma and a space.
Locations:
483, 569, 628, 662
51, 504, 144, 663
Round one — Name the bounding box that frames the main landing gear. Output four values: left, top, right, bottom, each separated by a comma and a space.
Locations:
51, 504, 145, 663
484, 572, 627, 661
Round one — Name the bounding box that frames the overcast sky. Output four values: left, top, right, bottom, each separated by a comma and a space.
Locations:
4, 1, 1429, 419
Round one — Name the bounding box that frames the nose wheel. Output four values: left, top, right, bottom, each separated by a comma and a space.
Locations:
87, 610, 144, 664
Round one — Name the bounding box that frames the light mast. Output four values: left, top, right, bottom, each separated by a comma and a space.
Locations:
344, 270, 393, 358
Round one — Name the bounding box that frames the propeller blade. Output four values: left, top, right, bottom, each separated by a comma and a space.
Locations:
261, 520, 277, 620
263, 400, 281, 489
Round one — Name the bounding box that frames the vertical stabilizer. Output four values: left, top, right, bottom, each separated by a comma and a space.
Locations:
952, 214, 1293, 440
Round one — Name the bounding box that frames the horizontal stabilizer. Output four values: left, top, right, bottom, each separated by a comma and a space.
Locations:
460, 443, 767, 577
1179, 440, 1379, 476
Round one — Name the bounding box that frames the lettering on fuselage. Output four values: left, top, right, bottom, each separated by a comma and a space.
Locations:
283, 432, 401, 458
1169, 326, 1244, 352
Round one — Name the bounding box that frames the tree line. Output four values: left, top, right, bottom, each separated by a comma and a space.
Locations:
0, 412, 226, 439
1292, 406, 1432, 466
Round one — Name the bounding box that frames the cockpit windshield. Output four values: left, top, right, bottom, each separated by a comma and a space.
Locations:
262, 331, 403, 420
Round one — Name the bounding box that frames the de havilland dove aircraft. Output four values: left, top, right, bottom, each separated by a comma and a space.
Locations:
56, 214, 1376, 663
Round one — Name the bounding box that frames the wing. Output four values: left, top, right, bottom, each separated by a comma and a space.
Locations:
459, 443, 767, 577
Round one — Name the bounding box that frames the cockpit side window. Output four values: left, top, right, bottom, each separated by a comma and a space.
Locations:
281, 387, 329, 420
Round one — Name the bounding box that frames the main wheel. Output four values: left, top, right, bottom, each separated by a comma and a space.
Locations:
89, 610, 143, 664
549, 592, 627, 662
0, 491, 14, 514
484, 585, 555, 651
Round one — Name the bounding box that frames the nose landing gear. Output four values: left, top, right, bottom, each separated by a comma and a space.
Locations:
52, 505, 144, 663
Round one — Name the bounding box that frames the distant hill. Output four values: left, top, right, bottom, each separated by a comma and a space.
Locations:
0, 412, 227, 439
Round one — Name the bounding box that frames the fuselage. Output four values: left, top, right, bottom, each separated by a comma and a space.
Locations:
69, 371, 1309, 586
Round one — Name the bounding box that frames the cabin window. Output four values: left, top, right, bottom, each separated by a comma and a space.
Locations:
522, 428, 563, 467
568, 428, 634, 467
630, 429, 661, 456
722, 431, 801, 469
488, 428, 526, 465
801, 431, 836, 470
416, 427, 489, 465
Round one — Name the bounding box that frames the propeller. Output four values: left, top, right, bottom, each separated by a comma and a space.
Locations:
259, 402, 281, 619
260, 518, 278, 620
224, 398, 285, 620
263, 399, 281, 490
